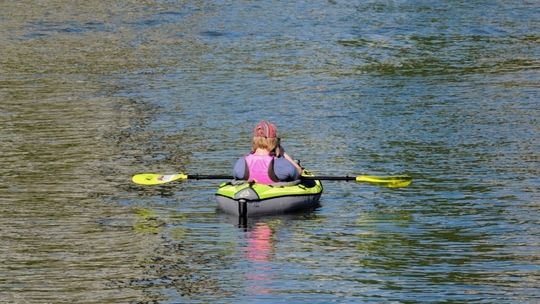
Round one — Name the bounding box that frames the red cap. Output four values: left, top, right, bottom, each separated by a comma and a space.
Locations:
254, 120, 277, 138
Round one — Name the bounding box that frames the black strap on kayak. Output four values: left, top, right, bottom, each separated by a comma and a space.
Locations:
238, 199, 248, 227
237, 183, 254, 227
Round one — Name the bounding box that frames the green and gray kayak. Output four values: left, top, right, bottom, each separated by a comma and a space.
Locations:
216, 178, 323, 217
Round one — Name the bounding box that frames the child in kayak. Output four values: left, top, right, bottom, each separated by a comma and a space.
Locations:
233, 120, 302, 184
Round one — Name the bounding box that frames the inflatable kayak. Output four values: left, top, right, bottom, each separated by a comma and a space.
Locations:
215, 178, 323, 217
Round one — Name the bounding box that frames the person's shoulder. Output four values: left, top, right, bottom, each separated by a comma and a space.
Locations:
273, 156, 295, 169
273, 157, 299, 180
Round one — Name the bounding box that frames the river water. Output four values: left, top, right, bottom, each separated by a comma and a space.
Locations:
1, 1, 539, 303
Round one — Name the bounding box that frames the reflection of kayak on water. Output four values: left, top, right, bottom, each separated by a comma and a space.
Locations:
215, 178, 323, 217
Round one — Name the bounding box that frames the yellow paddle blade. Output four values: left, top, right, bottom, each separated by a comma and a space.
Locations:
132, 173, 188, 185
356, 175, 412, 188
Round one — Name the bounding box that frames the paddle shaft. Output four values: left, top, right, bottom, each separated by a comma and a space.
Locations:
186, 174, 234, 180
302, 175, 356, 181
186, 174, 360, 181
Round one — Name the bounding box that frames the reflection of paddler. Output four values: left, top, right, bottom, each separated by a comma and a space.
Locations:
246, 223, 273, 262
245, 222, 274, 295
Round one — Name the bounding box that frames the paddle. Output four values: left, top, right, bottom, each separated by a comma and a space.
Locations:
132, 173, 412, 188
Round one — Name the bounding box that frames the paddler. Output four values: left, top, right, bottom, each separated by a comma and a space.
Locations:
233, 120, 303, 184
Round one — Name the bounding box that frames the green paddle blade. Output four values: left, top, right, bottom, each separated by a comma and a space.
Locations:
355, 175, 412, 188
132, 173, 188, 185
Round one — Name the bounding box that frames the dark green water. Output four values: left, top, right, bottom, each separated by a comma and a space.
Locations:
1, 1, 539, 303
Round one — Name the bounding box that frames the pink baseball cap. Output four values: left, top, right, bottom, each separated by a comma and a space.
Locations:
254, 120, 277, 138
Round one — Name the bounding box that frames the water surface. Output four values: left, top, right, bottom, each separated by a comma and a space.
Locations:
1, 1, 539, 303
